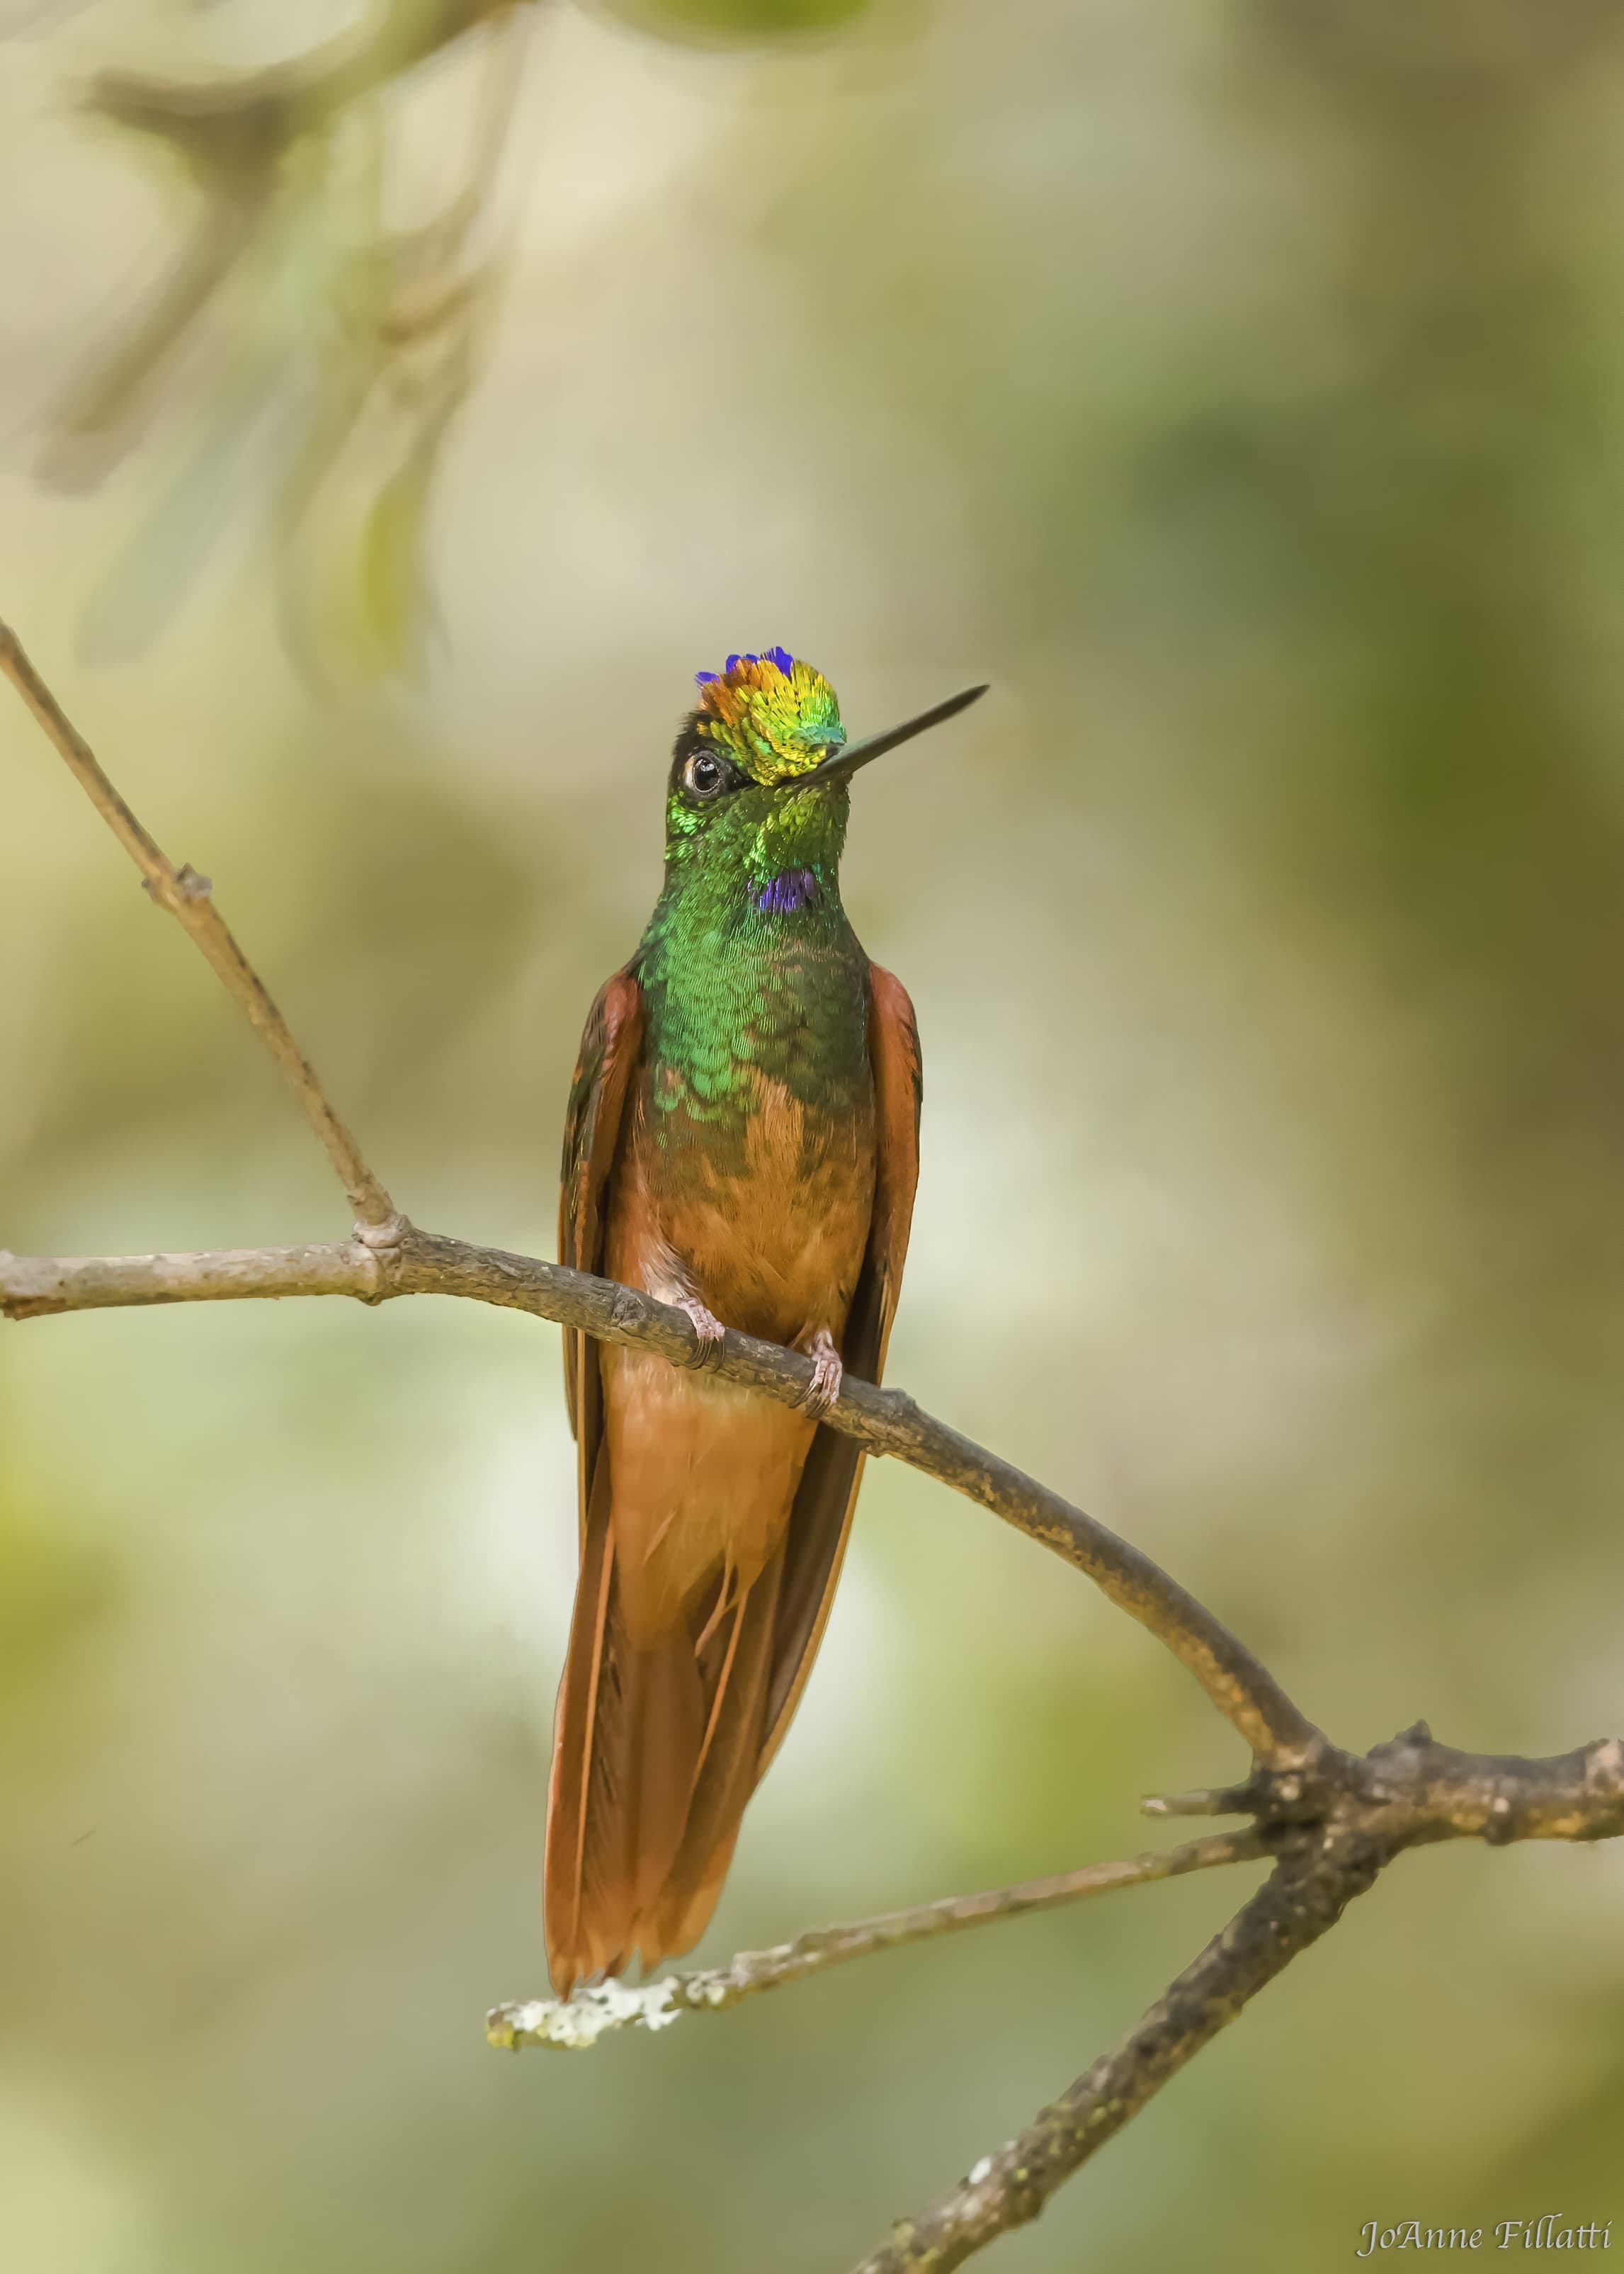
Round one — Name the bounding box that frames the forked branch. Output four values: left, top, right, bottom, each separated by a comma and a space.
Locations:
848, 1723, 1624, 2272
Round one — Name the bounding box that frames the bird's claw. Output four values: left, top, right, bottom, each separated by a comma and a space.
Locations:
676, 1296, 727, 1369
798, 1330, 844, 1418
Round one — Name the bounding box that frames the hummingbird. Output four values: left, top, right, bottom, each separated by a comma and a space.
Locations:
546, 647, 986, 1996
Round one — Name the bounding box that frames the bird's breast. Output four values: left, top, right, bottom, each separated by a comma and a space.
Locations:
608, 1064, 877, 1349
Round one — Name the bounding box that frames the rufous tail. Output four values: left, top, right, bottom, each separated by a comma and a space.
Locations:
544, 1459, 785, 1997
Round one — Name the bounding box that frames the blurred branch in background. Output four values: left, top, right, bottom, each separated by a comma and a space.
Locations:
16, 0, 889, 681
33, 0, 538, 680
4, 635, 1624, 2274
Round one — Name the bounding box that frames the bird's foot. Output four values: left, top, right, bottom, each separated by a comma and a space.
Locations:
797, 1327, 844, 1418
674, 1295, 727, 1369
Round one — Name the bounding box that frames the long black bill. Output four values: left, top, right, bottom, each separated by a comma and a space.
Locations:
792, 681, 989, 789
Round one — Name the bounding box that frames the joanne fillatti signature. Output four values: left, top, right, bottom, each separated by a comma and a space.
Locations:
1358, 2219, 1613, 2256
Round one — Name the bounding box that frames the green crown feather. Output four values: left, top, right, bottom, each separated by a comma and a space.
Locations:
693, 648, 845, 783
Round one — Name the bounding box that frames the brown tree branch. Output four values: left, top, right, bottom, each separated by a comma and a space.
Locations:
0, 621, 396, 1230
849, 1723, 1624, 2273
485, 1831, 1271, 2050
0, 1227, 1318, 1767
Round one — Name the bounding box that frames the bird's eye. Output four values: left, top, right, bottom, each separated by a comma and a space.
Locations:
684, 751, 725, 799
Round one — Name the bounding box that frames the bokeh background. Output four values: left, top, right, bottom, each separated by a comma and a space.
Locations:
4, 1, 1624, 2268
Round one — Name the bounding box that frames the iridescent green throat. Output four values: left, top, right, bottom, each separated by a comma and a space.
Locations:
633, 779, 871, 1146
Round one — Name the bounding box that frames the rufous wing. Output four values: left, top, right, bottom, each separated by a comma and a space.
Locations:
758, 961, 923, 1770
547, 966, 650, 1992
557, 966, 645, 1485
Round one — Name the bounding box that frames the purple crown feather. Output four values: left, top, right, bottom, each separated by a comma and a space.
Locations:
694, 647, 796, 690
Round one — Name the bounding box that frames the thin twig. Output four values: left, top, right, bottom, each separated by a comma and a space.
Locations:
486, 1831, 1271, 2051
0, 1228, 1319, 1766
0, 621, 397, 1230
1142, 1782, 1261, 1819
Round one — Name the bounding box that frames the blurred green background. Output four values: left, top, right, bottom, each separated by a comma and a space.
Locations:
5, 1, 1624, 2268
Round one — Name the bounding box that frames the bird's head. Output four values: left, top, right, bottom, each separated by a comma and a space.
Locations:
663, 648, 985, 911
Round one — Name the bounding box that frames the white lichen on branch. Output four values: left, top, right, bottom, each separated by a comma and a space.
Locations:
491, 1978, 686, 2051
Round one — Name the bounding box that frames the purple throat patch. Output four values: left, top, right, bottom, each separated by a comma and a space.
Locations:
753, 868, 819, 915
